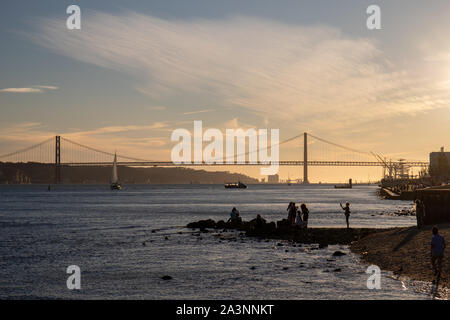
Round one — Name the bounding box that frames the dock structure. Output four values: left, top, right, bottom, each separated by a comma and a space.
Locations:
379, 185, 419, 200
379, 187, 401, 199
416, 185, 450, 225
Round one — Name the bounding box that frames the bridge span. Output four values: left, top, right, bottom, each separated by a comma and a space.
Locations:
61, 160, 428, 167
0, 134, 430, 184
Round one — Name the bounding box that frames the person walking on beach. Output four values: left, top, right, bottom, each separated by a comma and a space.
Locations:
300, 203, 309, 229
340, 202, 351, 229
431, 226, 445, 280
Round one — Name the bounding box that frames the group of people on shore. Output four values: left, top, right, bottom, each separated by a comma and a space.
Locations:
287, 202, 309, 229
227, 207, 266, 228
228, 201, 352, 229
287, 201, 351, 229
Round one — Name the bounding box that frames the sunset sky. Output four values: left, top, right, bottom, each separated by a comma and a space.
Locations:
1, 0, 450, 182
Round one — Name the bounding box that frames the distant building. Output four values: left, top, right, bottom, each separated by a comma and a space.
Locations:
268, 174, 279, 184
416, 185, 450, 225
430, 147, 450, 182
430, 147, 450, 168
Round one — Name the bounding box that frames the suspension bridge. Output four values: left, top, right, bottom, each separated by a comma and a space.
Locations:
0, 133, 429, 184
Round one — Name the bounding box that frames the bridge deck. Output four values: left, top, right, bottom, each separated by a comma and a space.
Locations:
60, 161, 429, 167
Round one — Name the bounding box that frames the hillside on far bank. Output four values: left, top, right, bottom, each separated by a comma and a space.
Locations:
0, 162, 259, 185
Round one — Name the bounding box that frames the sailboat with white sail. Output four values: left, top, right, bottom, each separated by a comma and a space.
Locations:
110, 153, 122, 190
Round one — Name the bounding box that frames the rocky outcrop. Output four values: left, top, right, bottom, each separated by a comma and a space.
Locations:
186, 219, 385, 245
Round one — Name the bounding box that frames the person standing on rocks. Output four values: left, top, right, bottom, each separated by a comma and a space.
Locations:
235, 211, 242, 223
340, 202, 351, 229
255, 214, 266, 228
300, 203, 309, 229
431, 226, 445, 280
228, 207, 239, 223
287, 202, 297, 225
295, 210, 304, 229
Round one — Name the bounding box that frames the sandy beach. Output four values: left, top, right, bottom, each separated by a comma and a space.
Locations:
351, 224, 449, 289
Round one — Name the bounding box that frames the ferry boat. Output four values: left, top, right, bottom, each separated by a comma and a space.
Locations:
224, 181, 247, 189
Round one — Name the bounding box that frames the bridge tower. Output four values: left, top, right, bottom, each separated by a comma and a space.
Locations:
303, 132, 309, 184
55, 136, 61, 184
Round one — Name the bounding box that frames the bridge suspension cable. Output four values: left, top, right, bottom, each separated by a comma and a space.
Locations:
0, 137, 54, 163
222, 132, 305, 162
60, 137, 155, 163
307, 133, 373, 155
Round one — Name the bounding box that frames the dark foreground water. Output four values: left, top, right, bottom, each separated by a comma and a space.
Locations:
0, 184, 446, 299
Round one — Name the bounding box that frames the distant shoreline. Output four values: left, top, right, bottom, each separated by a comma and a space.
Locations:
0, 182, 380, 186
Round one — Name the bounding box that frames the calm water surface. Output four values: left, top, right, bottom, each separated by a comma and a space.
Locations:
0, 184, 444, 299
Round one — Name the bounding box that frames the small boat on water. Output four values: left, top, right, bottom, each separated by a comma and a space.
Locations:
224, 181, 247, 189
110, 153, 122, 190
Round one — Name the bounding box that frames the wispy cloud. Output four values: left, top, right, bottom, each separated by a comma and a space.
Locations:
424, 52, 450, 62
182, 109, 215, 115
31, 12, 450, 134
66, 122, 170, 137
147, 106, 167, 111
0, 121, 174, 161
0, 87, 43, 93
34, 85, 59, 90
0, 85, 59, 93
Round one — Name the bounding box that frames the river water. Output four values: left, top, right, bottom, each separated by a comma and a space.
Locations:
0, 184, 445, 299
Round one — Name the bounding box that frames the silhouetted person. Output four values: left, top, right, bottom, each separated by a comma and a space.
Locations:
415, 199, 425, 229
300, 203, 309, 229
295, 211, 305, 229
256, 214, 266, 228
340, 202, 351, 229
47, 185, 51, 191
235, 211, 242, 223
287, 202, 293, 220
431, 226, 445, 280
228, 207, 240, 223
287, 202, 297, 225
